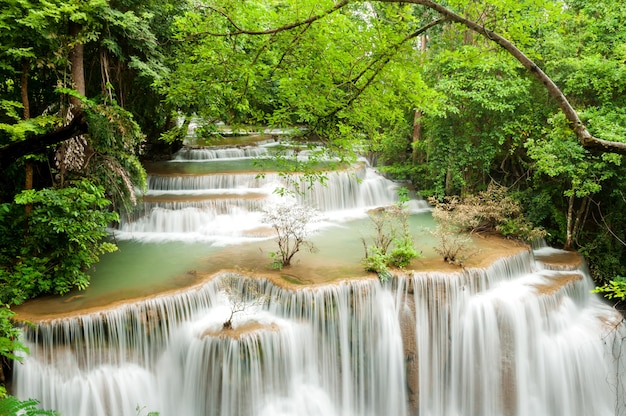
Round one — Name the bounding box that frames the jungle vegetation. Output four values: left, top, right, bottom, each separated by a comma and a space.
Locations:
1, 0, 626, 399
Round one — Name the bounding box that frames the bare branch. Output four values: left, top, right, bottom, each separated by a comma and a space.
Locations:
591, 199, 626, 248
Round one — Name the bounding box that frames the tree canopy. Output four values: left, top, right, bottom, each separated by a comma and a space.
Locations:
0, 0, 625, 299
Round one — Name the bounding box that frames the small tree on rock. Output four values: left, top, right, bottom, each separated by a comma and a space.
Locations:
220, 276, 267, 330
262, 200, 320, 268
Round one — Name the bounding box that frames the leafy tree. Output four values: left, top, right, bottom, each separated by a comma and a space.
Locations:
414, 48, 534, 197
0, 180, 118, 305
520, 0, 626, 263
0, 1, 179, 406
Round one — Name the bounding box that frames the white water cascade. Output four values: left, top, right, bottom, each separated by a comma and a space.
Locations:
12, 139, 626, 416
13, 252, 626, 416
116, 141, 423, 244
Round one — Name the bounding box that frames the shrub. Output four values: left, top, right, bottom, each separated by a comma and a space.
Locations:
430, 221, 474, 266
429, 183, 546, 242
0, 180, 118, 305
361, 246, 392, 282
361, 188, 420, 281
592, 276, 626, 300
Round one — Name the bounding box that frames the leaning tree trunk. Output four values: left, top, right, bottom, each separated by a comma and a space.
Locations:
411, 109, 423, 163
381, 0, 626, 155
412, 33, 428, 164
0, 112, 89, 169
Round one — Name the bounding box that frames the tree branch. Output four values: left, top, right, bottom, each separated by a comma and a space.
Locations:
194, 1, 350, 37
380, 0, 626, 155
325, 17, 447, 119
0, 112, 89, 169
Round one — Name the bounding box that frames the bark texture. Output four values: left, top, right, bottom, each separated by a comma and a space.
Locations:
69, 21, 85, 111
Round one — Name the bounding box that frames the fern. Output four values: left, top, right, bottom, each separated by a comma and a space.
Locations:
0, 396, 59, 415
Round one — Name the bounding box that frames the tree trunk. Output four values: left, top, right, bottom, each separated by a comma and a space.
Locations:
21, 60, 33, 215
100, 50, 114, 103
69, 21, 85, 111
412, 109, 423, 163
565, 195, 574, 249
568, 196, 589, 250
564, 194, 590, 250
21, 60, 30, 120
412, 34, 428, 164
445, 161, 453, 195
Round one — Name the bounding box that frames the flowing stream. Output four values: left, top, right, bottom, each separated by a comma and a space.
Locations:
12, 136, 626, 416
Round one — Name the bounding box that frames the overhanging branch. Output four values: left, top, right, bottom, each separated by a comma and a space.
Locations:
380, 0, 626, 155
191, 1, 350, 38
0, 111, 89, 169
325, 17, 448, 119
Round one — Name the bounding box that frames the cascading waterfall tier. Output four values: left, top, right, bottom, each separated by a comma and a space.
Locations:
12, 139, 626, 415
14, 250, 626, 416
116, 141, 428, 243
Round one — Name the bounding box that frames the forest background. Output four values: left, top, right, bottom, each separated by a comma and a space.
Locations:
1, 0, 626, 397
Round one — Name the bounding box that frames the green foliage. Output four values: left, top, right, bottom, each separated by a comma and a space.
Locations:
0, 306, 54, 415
82, 99, 147, 212
160, 0, 441, 164
361, 246, 392, 282
136, 404, 160, 416
592, 277, 626, 300
0, 396, 59, 416
388, 239, 420, 269
0, 180, 118, 305
526, 113, 620, 200
50, 91, 147, 213
0, 305, 27, 364
415, 47, 536, 196
0, 109, 61, 144
362, 189, 420, 280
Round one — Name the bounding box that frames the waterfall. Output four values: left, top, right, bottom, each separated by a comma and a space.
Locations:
173, 147, 269, 161
13, 140, 626, 415
14, 250, 626, 416
15, 275, 407, 416
115, 148, 429, 243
